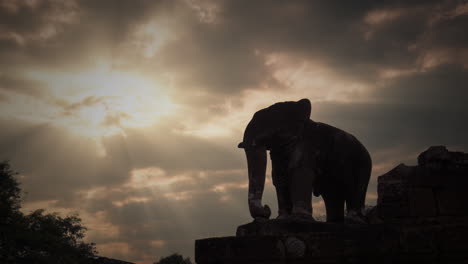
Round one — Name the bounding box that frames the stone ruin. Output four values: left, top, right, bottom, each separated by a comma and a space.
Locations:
195, 146, 468, 263
377, 145, 468, 220
91, 256, 135, 264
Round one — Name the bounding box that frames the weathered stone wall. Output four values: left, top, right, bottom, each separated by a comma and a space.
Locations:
197, 221, 398, 264
377, 146, 468, 219
195, 146, 468, 264
374, 146, 468, 263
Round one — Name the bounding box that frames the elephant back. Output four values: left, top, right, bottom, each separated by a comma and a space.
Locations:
303, 120, 357, 196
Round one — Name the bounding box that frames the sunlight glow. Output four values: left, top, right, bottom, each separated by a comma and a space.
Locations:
128, 167, 192, 189
163, 191, 194, 201
212, 183, 248, 193
112, 197, 151, 207
149, 240, 166, 248
20, 63, 176, 139
132, 20, 175, 58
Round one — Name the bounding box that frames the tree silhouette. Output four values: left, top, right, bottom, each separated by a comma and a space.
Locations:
0, 161, 97, 264
0, 161, 21, 222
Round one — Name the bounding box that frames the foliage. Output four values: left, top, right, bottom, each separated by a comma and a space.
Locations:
0, 161, 21, 222
154, 253, 192, 264
0, 161, 97, 264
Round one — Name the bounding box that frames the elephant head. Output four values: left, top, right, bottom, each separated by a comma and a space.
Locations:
238, 99, 311, 219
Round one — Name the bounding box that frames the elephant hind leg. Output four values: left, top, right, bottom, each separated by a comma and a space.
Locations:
275, 186, 292, 218
323, 192, 345, 223
345, 155, 372, 216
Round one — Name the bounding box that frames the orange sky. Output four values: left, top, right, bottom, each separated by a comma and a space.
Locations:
1, 1, 468, 263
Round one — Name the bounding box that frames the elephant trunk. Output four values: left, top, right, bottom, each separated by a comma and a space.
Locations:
245, 146, 271, 219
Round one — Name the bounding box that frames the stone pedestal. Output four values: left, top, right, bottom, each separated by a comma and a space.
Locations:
195, 146, 468, 264
196, 220, 397, 264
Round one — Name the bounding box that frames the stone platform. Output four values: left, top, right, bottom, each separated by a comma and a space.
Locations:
196, 220, 397, 264
195, 146, 468, 264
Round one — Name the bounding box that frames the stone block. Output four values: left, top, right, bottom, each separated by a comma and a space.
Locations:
437, 224, 468, 253
195, 236, 286, 264
438, 253, 468, 264
377, 178, 410, 219
378, 164, 414, 186
378, 181, 408, 204
399, 226, 438, 253
408, 167, 444, 187
418, 146, 468, 170
236, 220, 347, 262
343, 224, 398, 260
197, 220, 398, 264
436, 189, 468, 216
195, 235, 346, 264
378, 187, 438, 218
439, 170, 468, 189
418, 146, 451, 167
300, 233, 344, 261
378, 147, 468, 192
408, 188, 437, 217
237, 219, 346, 237
378, 204, 410, 218
396, 253, 438, 264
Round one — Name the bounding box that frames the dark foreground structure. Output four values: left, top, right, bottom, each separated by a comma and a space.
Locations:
91, 256, 135, 264
237, 99, 372, 223
195, 146, 468, 263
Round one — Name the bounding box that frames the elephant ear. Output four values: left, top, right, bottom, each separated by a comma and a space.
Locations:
296, 98, 311, 121
240, 109, 274, 149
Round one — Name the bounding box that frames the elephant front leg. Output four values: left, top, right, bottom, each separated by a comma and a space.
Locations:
275, 186, 292, 219
272, 160, 292, 218
289, 166, 315, 220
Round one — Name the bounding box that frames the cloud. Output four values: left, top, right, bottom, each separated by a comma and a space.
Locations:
0, 73, 46, 97
100, 121, 244, 172
0, 119, 130, 201
0, 117, 252, 262
0, 116, 245, 199
77, 167, 273, 263
59, 96, 106, 112
1, 0, 467, 263
0, 0, 171, 71
102, 112, 130, 127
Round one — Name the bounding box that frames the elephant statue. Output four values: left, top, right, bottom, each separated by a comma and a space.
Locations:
238, 99, 372, 223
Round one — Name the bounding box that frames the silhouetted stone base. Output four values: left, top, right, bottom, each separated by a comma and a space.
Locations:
195, 147, 468, 264
91, 256, 135, 264
195, 219, 468, 264
196, 220, 398, 264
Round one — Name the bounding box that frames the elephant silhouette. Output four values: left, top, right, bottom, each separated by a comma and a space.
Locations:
238, 99, 371, 223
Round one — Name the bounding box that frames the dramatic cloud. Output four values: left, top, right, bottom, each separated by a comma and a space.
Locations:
1, 0, 467, 263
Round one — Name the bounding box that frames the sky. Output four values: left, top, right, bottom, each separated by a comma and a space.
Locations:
1, 0, 468, 263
